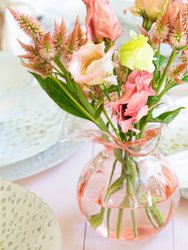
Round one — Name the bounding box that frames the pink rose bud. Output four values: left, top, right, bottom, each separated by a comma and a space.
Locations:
82, 0, 123, 43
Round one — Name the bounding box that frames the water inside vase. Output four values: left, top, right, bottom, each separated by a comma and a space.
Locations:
77, 150, 180, 240
78, 187, 179, 240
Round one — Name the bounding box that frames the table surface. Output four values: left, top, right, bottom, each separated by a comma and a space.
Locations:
17, 142, 188, 250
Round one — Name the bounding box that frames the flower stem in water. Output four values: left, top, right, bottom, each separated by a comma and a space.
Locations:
107, 208, 111, 237
145, 207, 158, 229
116, 208, 123, 239
150, 205, 165, 227
131, 209, 138, 237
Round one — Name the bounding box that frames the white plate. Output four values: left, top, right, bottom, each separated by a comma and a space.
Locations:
0, 177, 62, 250
0, 114, 85, 181
0, 140, 81, 181
0, 83, 65, 167
158, 97, 188, 156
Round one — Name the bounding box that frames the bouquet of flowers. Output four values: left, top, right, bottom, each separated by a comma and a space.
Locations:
11, 0, 188, 241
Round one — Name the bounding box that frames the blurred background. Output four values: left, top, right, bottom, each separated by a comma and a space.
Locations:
0, 0, 138, 54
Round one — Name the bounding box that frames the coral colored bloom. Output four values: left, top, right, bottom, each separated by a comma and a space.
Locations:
109, 70, 155, 133
168, 1, 187, 49
119, 31, 155, 73
152, 0, 188, 47
68, 42, 117, 85
82, 0, 123, 43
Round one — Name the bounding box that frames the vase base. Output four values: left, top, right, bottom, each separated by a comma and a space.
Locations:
97, 225, 165, 241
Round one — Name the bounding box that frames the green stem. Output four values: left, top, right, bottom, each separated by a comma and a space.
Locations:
156, 50, 177, 94
157, 80, 173, 102
131, 210, 138, 237
102, 84, 111, 101
142, 14, 153, 31
53, 57, 70, 78
50, 75, 108, 131
108, 160, 117, 187
105, 159, 118, 237
102, 107, 122, 140
121, 155, 138, 238
117, 81, 121, 97
150, 206, 165, 227
116, 209, 123, 239
52, 66, 65, 78
107, 208, 111, 237
157, 44, 161, 56
145, 207, 158, 229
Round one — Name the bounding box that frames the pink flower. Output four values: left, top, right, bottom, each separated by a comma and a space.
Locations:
68, 42, 117, 85
109, 70, 155, 133
82, 0, 123, 43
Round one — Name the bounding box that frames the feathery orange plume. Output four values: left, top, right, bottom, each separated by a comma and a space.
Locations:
169, 63, 188, 84
151, 11, 169, 44
169, 11, 187, 49
39, 32, 56, 60
181, 50, 188, 63
53, 18, 67, 53
9, 8, 45, 42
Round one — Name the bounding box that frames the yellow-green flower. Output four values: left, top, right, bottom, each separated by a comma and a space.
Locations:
119, 31, 155, 73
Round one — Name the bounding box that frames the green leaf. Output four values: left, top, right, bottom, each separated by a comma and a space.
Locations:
149, 107, 185, 124
88, 208, 105, 229
176, 46, 188, 52
32, 73, 90, 120
107, 84, 118, 94
95, 105, 103, 119
148, 96, 159, 107
75, 85, 96, 115
120, 195, 130, 207
114, 149, 124, 163
154, 55, 166, 69
106, 175, 125, 199
182, 71, 188, 83
153, 70, 161, 84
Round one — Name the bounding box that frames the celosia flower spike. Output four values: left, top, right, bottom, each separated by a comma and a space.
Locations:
169, 63, 188, 84
21, 61, 52, 79
66, 16, 86, 54
9, 8, 45, 42
169, 11, 187, 49
74, 17, 87, 47
39, 32, 56, 60
17, 39, 40, 62
151, 12, 169, 44
181, 50, 188, 64
54, 17, 86, 59
53, 18, 67, 53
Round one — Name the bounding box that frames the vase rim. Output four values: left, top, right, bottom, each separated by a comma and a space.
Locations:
61, 124, 163, 156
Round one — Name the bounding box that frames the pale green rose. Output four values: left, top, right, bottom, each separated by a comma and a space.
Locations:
119, 31, 155, 73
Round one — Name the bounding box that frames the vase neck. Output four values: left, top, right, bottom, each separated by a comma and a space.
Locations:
61, 127, 161, 156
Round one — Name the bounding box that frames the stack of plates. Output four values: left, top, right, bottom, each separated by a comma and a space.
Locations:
0, 86, 84, 181
0, 52, 84, 181
159, 89, 188, 156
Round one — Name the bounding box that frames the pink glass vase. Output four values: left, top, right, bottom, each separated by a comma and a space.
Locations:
68, 128, 180, 240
